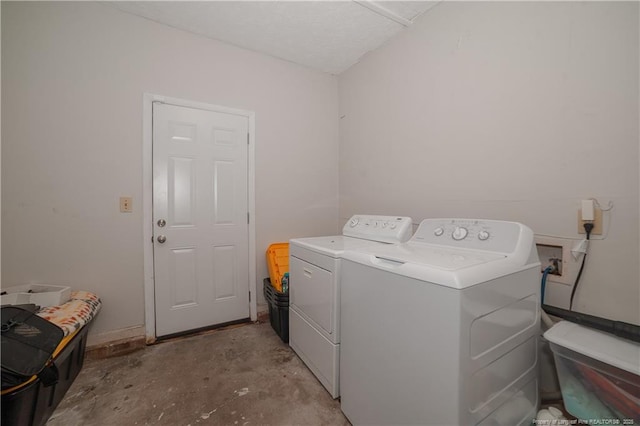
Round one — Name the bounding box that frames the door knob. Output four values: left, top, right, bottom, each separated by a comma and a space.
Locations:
156, 235, 167, 244
157, 219, 166, 227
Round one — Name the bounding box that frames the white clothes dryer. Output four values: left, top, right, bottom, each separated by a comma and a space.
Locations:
289, 215, 413, 398
339, 218, 541, 425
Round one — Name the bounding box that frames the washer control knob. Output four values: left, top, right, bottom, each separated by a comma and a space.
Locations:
350, 218, 359, 227
381, 221, 388, 228
434, 227, 444, 237
452, 226, 468, 241
478, 230, 490, 241
389, 223, 397, 230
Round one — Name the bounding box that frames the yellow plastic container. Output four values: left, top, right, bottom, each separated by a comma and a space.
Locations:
266, 243, 289, 292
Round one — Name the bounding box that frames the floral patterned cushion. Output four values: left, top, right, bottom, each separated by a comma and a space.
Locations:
37, 291, 101, 336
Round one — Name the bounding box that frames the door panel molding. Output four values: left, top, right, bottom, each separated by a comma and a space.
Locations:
143, 93, 256, 342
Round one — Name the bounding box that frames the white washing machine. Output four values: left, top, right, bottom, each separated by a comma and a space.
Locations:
289, 215, 413, 398
340, 218, 541, 425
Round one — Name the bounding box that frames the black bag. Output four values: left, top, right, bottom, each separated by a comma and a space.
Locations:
1, 306, 64, 390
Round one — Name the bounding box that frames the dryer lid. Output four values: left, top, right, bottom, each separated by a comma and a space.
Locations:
290, 235, 386, 258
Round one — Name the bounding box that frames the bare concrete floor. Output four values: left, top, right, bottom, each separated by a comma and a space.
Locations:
47, 322, 349, 426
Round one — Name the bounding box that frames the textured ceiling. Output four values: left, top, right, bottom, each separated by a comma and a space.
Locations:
108, 1, 440, 74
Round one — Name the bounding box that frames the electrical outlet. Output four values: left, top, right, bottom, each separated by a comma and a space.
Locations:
120, 196, 133, 213
577, 207, 602, 235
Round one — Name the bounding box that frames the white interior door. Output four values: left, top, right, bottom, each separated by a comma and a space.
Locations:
153, 102, 250, 337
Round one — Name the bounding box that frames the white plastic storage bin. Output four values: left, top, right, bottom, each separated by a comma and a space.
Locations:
544, 321, 640, 423
0, 284, 71, 307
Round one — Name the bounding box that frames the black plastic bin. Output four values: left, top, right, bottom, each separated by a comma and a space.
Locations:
2, 323, 90, 426
263, 278, 289, 343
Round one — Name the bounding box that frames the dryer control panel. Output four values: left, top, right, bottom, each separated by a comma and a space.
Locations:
342, 215, 413, 244
411, 218, 528, 254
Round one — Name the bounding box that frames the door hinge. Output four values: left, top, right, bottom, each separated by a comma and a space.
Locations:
247, 133, 250, 145
247, 212, 250, 224
249, 291, 251, 302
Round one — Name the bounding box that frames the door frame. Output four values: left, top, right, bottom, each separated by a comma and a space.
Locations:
142, 93, 256, 343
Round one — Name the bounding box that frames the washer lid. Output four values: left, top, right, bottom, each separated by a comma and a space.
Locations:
341, 218, 538, 289
290, 235, 386, 258
341, 242, 523, 289
356, 242, 506, 270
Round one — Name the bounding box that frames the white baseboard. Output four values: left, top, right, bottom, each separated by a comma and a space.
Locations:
87, 325, 146, 348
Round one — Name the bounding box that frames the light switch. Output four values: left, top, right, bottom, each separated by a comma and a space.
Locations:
120, 197, 133, 213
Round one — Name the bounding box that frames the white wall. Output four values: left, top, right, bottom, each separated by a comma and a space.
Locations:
3, 1, 638, 340
339, 2, 639, 324
2, 2, 339, 339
